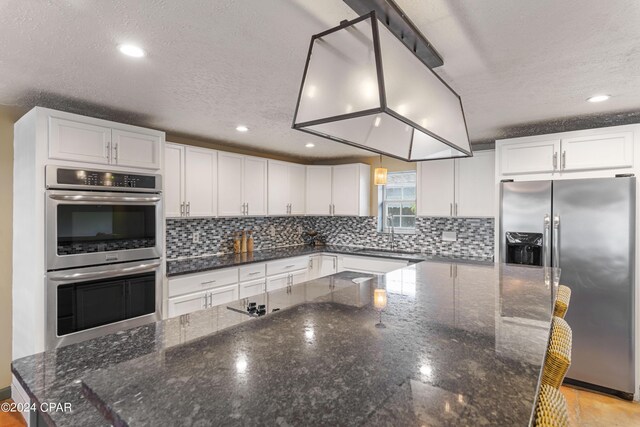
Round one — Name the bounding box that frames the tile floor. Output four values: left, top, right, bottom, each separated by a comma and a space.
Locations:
561, 386, 640, 426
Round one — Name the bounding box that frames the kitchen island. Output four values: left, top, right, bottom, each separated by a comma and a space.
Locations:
12, 260, 557, 426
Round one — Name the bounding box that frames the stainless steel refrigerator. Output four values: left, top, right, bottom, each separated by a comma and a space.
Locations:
500, 177, 636, 398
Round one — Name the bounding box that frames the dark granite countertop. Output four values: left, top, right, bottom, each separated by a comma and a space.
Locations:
166, 244, 493, 276
12, 261, 557, 426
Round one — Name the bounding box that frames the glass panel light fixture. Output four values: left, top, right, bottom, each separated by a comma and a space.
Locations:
374, 154, 387, 185
292, 11, 472, 161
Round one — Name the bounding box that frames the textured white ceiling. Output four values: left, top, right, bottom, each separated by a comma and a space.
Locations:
0, 0, 639, 159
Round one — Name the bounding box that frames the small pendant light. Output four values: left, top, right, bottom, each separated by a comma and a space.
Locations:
374, 154, 388, 185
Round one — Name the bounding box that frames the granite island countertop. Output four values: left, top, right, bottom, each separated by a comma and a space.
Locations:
166, 244, 493, 276
12, 261, 557, 427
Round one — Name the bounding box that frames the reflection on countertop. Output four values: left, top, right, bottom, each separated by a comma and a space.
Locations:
12, 262, 557, 427
166, 244, 493, 276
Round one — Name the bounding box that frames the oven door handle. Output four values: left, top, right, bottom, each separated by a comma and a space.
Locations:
48, 194, 161, 203
48, 260, 161, 283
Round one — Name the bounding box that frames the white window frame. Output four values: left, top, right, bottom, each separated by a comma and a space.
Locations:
381, 171, 417, 234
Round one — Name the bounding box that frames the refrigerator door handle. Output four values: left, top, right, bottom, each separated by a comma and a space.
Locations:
543, 214, 551, 286
552, 214, 560, 268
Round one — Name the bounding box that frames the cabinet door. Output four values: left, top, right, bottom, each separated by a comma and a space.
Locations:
319, 255, 337, 277
290, 269, 308, 286
266, 272, 290, 292
561, 132, 633, 171
308, 255, 321, 280
267, 160, 290, 215
239, 278, 266, 299
306, 166, 333, 215
48, 117, 111, 165
417, 159, 455, 216
112, 129, 161, 170
185, 147, 217, 217
167, 290, 208, 318
244, 156, 267, 216
164, 144, 185, 218
217, 152, 244, 216
455, 151, 495, 217
331, 164, 360, 216
499, 139, 560, 175
289, 163, 306, 215
209, 284, 239, 308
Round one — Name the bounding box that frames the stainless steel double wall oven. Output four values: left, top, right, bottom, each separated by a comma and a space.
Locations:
45, 165, 163, 349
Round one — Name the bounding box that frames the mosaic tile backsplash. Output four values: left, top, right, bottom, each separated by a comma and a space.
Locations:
166, 216, 494, 260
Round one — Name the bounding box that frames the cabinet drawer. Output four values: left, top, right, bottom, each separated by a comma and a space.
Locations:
168, 268, 238, 297
266, 256, 309, 276
239, 263, 266, 281
340, 256, 408, 274
239, 278, 266, 299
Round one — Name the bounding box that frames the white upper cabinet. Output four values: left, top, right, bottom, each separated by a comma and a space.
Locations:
455, 151, 495, 217
417, 159, 455, 217
48, 114, 162, 170
306, 166, 333, 215
288, 163, 306, 215
164, 144, 185, 217
417, 151, 495, 218
499, 139, 560, 175
561, 131, 633, 171
306, 164, 370, 216
218, 153, 267, 216
218, 152, 245, 216
496, 125, 638, 177
268, 160, 306, 215
243, 156, 268, 216
185, 147, 217, 217
49, 117, 112, 165
331, 164, 360, 216
165, 143, 217, 218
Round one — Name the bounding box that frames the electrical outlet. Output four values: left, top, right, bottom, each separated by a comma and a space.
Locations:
192, 232, 200, 243
442, 231, 457, 242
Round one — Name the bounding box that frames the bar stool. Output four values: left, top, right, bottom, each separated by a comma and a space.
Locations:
541, 316, 572, 389
554, 285, 571, 318
535, 384, 569, 427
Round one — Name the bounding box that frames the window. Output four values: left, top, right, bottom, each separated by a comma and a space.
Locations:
381, 171, 416, 232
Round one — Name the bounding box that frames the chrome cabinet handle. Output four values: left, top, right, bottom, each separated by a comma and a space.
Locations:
245, 202, 249, 215
553, 214, 560, 268
284, 264, 295, 269
113, 142, 119, 161
333, 258, 336, 269
105, 141, 111, 161
201, 280, 216, 285
203, 295, 208, 308
208, 293, 213, 307
450, 203, 453, 216
186, 202, 190, 216
553, 152, 558, 170
248, 271, 261, 276
49, 260, 161, 283
180, 202, 185, 216
561, 151, 566, 170
454, 203, 458, 216
329, 204, 332, 215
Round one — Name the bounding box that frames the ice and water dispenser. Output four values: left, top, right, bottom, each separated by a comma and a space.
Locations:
505, 232, 543, 266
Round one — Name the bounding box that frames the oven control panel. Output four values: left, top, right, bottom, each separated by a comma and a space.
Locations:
49, 167, 160, 191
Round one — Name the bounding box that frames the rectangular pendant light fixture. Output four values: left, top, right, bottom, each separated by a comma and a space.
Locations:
292, 11, 472, 161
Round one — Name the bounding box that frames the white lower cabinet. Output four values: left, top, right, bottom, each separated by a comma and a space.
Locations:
239, 278, 266, 299
309, 255, 337, 280
266, 269, 307, 292
168, 284, 238, 318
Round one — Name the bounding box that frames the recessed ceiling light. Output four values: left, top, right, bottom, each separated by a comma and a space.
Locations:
305, 143, 315, 148
236, 125, 249, 132
118, 44, 146, 58
587, 94, 610, 103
